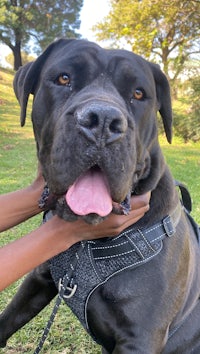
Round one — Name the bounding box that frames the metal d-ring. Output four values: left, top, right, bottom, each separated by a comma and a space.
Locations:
58, 278, 77, 299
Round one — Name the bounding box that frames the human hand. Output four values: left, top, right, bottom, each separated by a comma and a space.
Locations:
68, 192, 151, 242
89, 191, 151, 237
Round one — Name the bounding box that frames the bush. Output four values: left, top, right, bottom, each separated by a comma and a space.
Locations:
172, 76, 200, 142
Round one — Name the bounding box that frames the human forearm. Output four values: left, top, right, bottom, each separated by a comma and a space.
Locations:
0, 186, 42, 232
0, 163, 45, 232
0, 216, 72, 291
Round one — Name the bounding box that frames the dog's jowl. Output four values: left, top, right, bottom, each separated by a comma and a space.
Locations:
0, 39, 200, 354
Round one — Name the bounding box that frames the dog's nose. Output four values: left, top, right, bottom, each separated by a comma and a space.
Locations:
76, 104, 127, 145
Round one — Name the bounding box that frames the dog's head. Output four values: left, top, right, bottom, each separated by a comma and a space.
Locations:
14, 39, 172, 224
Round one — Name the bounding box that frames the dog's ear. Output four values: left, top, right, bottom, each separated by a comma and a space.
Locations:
150, 63, 173, 144
13, 39, 75, 127
13, 62, 34, 127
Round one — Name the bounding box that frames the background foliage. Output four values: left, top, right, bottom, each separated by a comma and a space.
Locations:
0, 0, 83, 70
93, 0, 200, 142
94, 0, 200, 85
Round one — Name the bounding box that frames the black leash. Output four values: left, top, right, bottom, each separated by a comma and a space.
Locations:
33, 242, 85, 354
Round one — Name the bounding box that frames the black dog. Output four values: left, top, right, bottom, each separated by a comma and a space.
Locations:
0, 39, 200, 353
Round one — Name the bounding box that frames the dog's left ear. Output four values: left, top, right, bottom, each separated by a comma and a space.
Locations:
150, 63, 173, 143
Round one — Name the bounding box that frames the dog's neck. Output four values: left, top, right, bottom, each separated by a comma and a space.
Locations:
133, 166, 179, 230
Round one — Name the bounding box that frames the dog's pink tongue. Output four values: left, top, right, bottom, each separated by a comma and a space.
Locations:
66, 169, 112, 217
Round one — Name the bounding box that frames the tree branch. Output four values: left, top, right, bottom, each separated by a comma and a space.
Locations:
0, 33, 14, 51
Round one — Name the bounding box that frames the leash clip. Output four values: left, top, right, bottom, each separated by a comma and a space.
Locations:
58, 278, 77, 299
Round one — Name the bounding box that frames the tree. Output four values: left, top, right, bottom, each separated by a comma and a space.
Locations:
5, 51, 36, 67
94, 0, 200, 89
0, 0, 83, 70
173, 73, 200, 142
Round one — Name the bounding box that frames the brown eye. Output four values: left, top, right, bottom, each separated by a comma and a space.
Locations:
57, 73, 70, 86
133, 89, 144, 100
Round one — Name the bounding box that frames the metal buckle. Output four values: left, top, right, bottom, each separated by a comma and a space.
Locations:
58, 278, 77, 299
163, 215, 175, 237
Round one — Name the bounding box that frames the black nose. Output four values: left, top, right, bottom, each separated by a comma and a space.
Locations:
76, 103, 127, 145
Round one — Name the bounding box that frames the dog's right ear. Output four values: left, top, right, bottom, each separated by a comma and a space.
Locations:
13, 41, 61, 127
13, 62, 34, 127
149, 63, 173, 144
13, 38, 75, 127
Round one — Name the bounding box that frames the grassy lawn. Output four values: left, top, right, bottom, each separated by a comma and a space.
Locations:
0, 67, 200, 353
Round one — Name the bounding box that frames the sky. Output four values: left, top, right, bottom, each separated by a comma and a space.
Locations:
0, 0, 110, 67
79, 0, 110, 41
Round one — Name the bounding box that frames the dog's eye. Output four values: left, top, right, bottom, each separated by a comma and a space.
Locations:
133, 89, 144, 100
56, 73, 70, 86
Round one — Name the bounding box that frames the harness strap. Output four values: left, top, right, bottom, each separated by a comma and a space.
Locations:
91, 203, 181, 260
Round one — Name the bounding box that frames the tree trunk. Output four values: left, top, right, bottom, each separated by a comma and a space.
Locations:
12, 41, 22, 71
162, 48, 170, 81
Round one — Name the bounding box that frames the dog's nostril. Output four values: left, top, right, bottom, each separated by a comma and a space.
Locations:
88, 113, 99, 129
109, 118, 122, 134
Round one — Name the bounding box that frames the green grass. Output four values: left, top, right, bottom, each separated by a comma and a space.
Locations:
159, 135, 200, 221
0, 67, 200, 353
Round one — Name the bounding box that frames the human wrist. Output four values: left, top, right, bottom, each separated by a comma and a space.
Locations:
26, 175, 45, 212
49, 216, 88, 251
42, 216, 74, 254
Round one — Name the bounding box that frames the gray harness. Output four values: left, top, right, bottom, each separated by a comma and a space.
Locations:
48, 202, 181, 343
